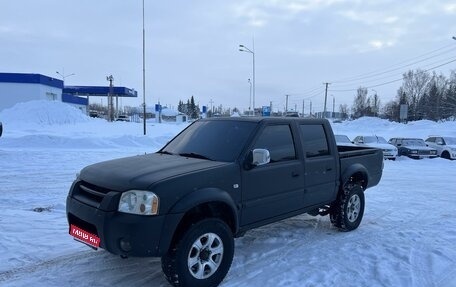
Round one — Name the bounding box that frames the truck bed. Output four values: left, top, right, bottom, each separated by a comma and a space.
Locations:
338, 145, 384, 189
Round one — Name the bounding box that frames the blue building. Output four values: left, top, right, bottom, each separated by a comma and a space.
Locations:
0, 73, 137, 113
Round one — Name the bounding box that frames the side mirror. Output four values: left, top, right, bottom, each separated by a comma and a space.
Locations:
252, 149, 270, 166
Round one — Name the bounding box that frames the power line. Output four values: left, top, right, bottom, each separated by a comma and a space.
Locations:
331, 55, 456, 89
330, 43, 456, 84
329, 58, 456, 92
332, 48, 456, 84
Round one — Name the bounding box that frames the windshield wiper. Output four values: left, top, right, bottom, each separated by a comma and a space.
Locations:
178, 152, 213, 161
158, 150, 174, 155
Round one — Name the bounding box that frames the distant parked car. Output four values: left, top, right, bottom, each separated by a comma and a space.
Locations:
115, 115, 130, 122
353, 135, 398, 160
425, 136, 456, 160
335, 134, 356, 146
388, 138, 438, 159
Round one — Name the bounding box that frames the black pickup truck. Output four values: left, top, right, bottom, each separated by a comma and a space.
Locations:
66, 117, 383, 287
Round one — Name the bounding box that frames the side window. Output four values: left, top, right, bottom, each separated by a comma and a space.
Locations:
426, 137, 435, 143
300, 124, 329, 158
252, 125, 296, 162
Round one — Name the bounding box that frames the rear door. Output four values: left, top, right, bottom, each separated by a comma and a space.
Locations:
298, 124, 338, 207
240, 123, 304, 226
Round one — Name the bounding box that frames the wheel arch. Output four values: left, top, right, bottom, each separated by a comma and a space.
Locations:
341, 164, 369, 189
166, 188, 239, 251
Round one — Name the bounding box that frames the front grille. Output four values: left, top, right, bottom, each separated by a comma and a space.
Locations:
74, 181, 112, 207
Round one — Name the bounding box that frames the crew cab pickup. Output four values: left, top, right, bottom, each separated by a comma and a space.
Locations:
66, 117, 383, 287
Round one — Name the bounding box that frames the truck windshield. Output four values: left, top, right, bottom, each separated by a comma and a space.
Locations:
160, 120, 257, 162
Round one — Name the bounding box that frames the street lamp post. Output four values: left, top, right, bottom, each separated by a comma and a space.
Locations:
239, 44, 255, 115
142, 0, 147, 134
248, 78, 252, 115
56, 71, 75, 83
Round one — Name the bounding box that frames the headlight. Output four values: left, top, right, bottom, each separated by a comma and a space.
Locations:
118, 190, 159, 215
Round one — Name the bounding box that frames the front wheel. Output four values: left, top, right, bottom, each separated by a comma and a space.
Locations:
330, 183, 365, 231
161, 218, 234, 287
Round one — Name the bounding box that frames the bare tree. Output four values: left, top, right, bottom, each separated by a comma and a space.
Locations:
352, 87, 368, 119
400, 69, 431, 120
369, 93, 381, 117
339, 104, 349, 120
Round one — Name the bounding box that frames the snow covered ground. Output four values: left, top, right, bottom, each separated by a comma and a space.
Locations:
0, 101, 455, 287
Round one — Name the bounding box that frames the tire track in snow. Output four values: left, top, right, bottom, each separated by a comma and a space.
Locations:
0, 250, 169, 286
0, 250, 98, 283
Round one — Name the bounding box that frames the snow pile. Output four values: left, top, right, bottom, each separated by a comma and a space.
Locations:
0, 100, 187, 150
0, 100, 90, 125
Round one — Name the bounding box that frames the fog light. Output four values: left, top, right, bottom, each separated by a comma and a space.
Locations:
120, 238, 132, 252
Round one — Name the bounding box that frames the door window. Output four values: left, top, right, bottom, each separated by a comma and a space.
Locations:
299, 124, 330, 158
252, 125, 296, 162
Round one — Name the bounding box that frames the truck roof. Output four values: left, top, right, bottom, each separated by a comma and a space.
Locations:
200, 116, 329, 125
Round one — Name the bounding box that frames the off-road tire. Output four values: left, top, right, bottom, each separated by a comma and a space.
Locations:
330, 183, 365, 231
161, 218, 234, 287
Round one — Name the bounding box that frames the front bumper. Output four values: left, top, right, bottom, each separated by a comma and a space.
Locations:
66, 196, 182, 257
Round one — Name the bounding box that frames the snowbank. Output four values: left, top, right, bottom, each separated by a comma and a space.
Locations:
0, 100, 90, 125
0, 100, 188, 150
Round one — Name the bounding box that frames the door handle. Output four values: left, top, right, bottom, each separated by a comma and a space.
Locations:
292, 171, 300, 177
325, 167, 333, 172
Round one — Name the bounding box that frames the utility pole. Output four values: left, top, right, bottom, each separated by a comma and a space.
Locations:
323, 82, 330, 118
310, 101, 313, 117
106, 75, 114, 122
285, 95, 289, 113
302, 100, 305, 117
209, 99, 214, 115
332, 96, 335, 118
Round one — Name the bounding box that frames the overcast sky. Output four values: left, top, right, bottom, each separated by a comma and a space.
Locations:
1, 0, 455, 113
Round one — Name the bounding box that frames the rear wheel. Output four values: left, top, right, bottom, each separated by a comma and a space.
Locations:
161, 218, 234, 287
330, 183, 365, 231
442, 151, 451, 160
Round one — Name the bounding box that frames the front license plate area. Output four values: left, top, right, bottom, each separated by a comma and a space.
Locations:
70, 224, 100, 249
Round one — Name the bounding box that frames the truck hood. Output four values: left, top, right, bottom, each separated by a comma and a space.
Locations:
79, 153, 229, 191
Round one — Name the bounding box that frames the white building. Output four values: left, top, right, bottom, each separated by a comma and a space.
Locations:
0, 73, 140, 114
0, 73, 64, 111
